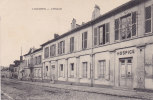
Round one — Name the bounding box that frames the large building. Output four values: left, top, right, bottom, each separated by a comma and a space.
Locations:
24, 0, 153, 90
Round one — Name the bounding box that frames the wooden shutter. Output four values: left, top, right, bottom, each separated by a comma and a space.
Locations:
132, 11, 137, 36
63, 64, 65, 78
72, 37, 74, 52
58, 43, 60, 54
115, 19, 119, 40
145, 6, 152, 33
82, 33, 84, 49
105, 23, 110, 43
84, 32, 87, 49
105, 60, 110, 81
63, 41, 65, 54
94, 28, 98, 46
87, 62, 90, 79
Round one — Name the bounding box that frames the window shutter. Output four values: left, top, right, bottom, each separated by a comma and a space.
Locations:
63, 64, 65, 78
94, 28, 98, 46
105, 60, 110, 81
132, 11, 137, 36
58, 43, 60, 54
145, 6, 152, 33
70, 38, 72, 52
79, 63, 83, 78
82, 33, 84, 49
74, 63, 77, 78
105, 23, 110, 43
72, 37, 74, 52
115, 19, 119, 40
87, 63, 90, 79
84, 32, 87, 49
63, 41, 65, 53
68, 64, 70, 78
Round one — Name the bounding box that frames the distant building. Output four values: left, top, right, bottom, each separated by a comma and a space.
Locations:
1, 67, 10, 78
24, 47, 42, 81
9, 64, 15, 78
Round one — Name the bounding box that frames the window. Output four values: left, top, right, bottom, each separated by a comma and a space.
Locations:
70, 63, 74, 78
46, 66, 48, 71
94, 28, 98, 46
82, 62, 87, 78
99, 60, 106, 78
115, 12, 137, 41
70, 37, 74, 53
99, 23, 110, 45
44, 47, 49, 58
120, 14, 132, 40
60, 64, 64, 77
38, 55, 41, 64
145, 6, 152, 33
58, 41, 65, 55
50, 44, 56, 57
82, 32, 87, 49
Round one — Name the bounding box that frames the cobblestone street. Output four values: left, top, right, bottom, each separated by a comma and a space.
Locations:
1, 79, 142, 100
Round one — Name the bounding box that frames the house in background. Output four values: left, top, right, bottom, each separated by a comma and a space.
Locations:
9, 64, 15, 78
1, 67, 10, 78
23, 47, 43, 81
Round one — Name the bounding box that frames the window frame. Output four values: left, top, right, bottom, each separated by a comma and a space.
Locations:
82, 32, 88, 50
70, 37, 74, 53
98, 23, 110, 45
58, 41, 65, 55
50, 44, 56, 57
59, 64, 64, 77
44, 47, 49, 58
114, 11, 137, 42
98, 60, 106, 79
82, 62, 88, 78
70, 63, 74, 78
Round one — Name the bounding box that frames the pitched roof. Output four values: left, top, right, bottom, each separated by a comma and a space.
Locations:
24, 47, 42, 56
40, 0, 147, 47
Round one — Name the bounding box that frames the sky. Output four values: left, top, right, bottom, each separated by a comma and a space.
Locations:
0, 0, 130, 67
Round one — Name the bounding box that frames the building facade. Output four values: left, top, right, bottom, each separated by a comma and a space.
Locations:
24, 47, 43, 81
40, 0, 153, 90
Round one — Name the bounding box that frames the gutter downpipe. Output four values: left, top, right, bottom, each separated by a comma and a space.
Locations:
91, 22, 94, 87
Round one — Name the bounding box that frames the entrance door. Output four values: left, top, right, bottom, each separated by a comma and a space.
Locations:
119, 58, 133, 88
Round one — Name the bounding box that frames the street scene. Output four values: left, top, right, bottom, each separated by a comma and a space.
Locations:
1, 0, 153, 100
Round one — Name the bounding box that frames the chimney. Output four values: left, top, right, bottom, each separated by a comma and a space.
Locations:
20, 56, 23, 61
71, 18, 76, 30
54, 33, 59, 39
92, 4, 101, 20
82, 22, 85, 25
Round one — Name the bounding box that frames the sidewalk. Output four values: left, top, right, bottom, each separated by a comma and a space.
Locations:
4, 79, 153, 100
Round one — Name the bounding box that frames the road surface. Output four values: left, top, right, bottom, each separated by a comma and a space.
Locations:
1, 79, 141, 100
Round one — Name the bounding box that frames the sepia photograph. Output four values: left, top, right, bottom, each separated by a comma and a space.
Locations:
0, 0, 153, 100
